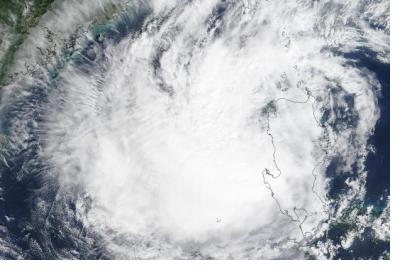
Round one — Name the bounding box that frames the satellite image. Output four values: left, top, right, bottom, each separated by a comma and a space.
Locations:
0, 0, 389, 260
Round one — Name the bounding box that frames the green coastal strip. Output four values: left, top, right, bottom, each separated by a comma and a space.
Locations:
0, 0, 55, 86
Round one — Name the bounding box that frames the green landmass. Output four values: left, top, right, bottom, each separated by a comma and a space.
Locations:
0, 0, 55, 86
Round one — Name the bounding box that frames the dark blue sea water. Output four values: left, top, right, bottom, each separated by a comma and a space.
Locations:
342, 48, 390, 208
330, 48, 390, 259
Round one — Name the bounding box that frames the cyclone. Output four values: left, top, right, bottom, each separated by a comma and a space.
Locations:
0, 0, 390, 259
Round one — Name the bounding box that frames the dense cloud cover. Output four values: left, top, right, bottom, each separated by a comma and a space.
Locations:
0, 0, 389, 259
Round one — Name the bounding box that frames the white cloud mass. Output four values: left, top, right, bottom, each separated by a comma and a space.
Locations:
0, 0, 389, 259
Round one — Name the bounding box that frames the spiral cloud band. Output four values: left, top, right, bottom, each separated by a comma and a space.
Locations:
0, 0, 389, 259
